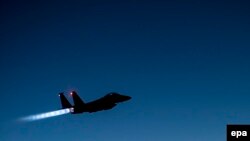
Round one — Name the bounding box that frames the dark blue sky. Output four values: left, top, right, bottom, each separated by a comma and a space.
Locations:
1, 0, 250, 140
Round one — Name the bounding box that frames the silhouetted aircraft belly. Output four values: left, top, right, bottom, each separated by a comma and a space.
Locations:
59, 91, 131, 114
86, 103, 117, 112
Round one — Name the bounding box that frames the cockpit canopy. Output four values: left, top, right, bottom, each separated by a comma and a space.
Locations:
105, 92, 120, 97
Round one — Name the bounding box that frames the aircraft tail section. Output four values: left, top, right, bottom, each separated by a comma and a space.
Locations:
71, 91, 85, 107
59, 93, 72, 109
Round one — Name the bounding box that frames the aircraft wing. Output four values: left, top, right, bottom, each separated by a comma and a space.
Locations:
86, 98, 117, 112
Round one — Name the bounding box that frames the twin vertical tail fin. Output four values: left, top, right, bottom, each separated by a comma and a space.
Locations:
59, 93, 72, 109
71, 91, 85, 107
59, 91, 85, 110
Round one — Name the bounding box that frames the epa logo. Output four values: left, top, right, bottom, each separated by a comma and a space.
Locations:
227, 125, 250, 141
231, 131, 247, 138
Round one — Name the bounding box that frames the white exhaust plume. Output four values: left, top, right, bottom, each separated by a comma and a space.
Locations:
19, 108, 70, 122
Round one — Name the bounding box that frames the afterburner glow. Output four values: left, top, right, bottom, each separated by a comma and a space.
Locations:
20, 108, 70, 122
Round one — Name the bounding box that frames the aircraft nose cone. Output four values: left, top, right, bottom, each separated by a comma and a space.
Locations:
125, 96, 132, 101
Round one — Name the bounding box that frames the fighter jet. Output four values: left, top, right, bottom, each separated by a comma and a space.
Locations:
59, 91, 131, 114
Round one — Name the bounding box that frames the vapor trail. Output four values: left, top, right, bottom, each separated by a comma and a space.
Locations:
19, 109, 70, 122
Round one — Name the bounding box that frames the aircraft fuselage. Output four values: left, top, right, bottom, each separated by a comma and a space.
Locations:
59, 91, 131, 114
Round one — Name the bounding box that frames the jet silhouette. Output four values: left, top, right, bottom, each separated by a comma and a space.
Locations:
59, 91, 131, 114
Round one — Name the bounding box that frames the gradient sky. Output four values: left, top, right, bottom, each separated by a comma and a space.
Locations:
1, 0, 250, 141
